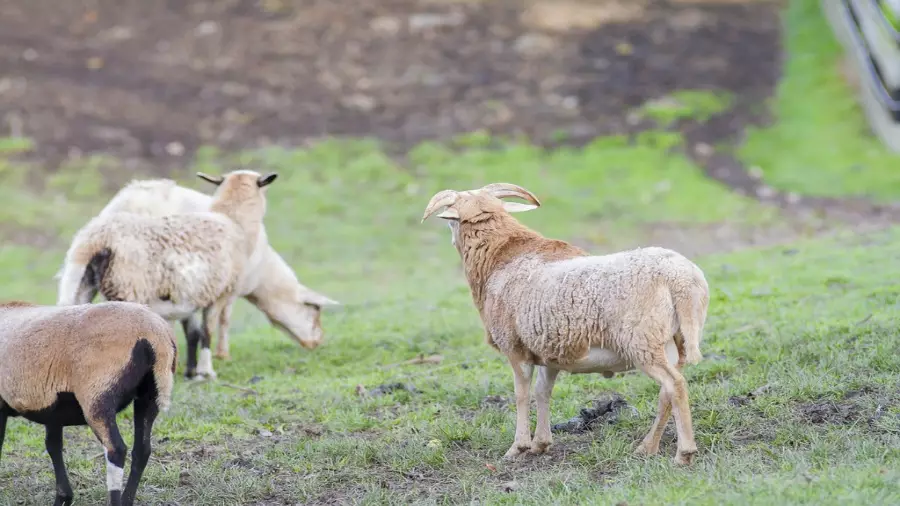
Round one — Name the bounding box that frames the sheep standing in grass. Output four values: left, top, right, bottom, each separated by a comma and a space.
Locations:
55, 178, 338, 361
421, 183, 709, 465
0, 300, 177, 506
56, 170, 277, 380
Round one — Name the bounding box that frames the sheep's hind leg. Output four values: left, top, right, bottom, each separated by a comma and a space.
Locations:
638, 360, 697, 465
45, 424, 75, 506
121, 393, 159, 506
503, 355, 535, 459
633, 386, 671, 457
84, 409, 128, 506
215, 300, 234, 360
530, 365, 559, 455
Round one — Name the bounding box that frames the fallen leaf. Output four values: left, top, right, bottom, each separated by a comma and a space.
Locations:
485, 463, 496, 472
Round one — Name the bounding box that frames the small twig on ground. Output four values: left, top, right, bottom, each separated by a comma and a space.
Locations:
383, 354, 443, 369
218, 382, 259, 395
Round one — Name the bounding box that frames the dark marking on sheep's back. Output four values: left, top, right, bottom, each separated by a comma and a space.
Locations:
80, 247, 113, 303
92, 338, 160, 422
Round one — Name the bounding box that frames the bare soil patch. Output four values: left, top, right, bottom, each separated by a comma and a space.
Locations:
0, 0, 781, 174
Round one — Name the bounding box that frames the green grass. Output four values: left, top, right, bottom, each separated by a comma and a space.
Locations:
0, 129, 897, 505
739, 0, 900, 201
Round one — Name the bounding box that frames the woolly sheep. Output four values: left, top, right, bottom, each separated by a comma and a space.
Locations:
56, 170, 277, 380
54, 178, 339, 362
421, 183, 710, 466
0, 300, 177, 506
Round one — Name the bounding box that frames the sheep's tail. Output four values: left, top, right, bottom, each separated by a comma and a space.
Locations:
57, 225, 111, 306
673, 266, 709, 367
149, 317, 178, 413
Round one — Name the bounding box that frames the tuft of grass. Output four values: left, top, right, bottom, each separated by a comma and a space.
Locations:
635, 90, 734, 126
739, 0, 900, 201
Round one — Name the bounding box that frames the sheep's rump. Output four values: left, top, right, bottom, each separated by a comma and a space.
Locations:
0, 302, 177, 414
68, 212, 244, 311
485, 247, 708, 364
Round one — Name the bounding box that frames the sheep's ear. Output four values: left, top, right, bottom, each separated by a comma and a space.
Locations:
436, 208, 460, 220
503, 202, 539, 213
197, 172, 224, 186
257, 172, 278, 188
303, 291, 340, 307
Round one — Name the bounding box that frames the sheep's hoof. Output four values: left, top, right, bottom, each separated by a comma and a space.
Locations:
673, 449, 697, 466
633, 442, 660, 457
502, 443, 531, 460
528, 441, 551, 455
191, 371, 218, 382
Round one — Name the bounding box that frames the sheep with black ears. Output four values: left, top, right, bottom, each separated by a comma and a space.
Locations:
56, 170, 277, 380
55, 177, 339, 361
421, 183, 709, 465
0, 300, 177, 506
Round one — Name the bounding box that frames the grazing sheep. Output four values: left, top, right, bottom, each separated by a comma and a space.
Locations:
56, 170, 277, 380
54, 178, 339, 361
0, 300, 177, 506
421, 183, 709, 465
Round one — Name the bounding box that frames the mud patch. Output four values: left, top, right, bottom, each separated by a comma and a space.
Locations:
798, 400, 859, 425
551, 392, 635, 434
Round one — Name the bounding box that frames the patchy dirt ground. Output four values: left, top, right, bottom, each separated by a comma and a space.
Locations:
0, 0, 781, 171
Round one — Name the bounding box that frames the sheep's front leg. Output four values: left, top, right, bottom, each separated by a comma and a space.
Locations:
503, 356, 534, 459
530, 365, 559, 454
0, 411, 7, 461
45, 424, 74, 506
214, 300, 235, 360
195, 305, 219, 380
181, 314, 203, 379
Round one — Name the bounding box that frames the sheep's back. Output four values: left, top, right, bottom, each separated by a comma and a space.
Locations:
92, 213, 244, 307
485, 247, 693, 363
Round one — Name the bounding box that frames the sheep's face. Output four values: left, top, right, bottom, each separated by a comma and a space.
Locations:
249, 287, 339, 351
421, 184, 541, 253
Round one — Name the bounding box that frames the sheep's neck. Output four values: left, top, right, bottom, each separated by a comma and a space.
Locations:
210, 199, 265, 255
458, 215, 587, 312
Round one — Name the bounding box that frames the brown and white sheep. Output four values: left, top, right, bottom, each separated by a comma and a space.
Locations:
0, 300, 177, 506
421, 183, 709, 465
53, 177, 338, 361
56, 170, 277, 380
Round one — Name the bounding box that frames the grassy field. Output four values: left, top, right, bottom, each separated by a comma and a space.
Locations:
1, 1, 900, 505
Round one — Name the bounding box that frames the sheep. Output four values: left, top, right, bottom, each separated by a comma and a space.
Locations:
421, 183, 710, 466
54, 178, 339, 362
0, 300, 177, 506
56, 170, 278, 381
